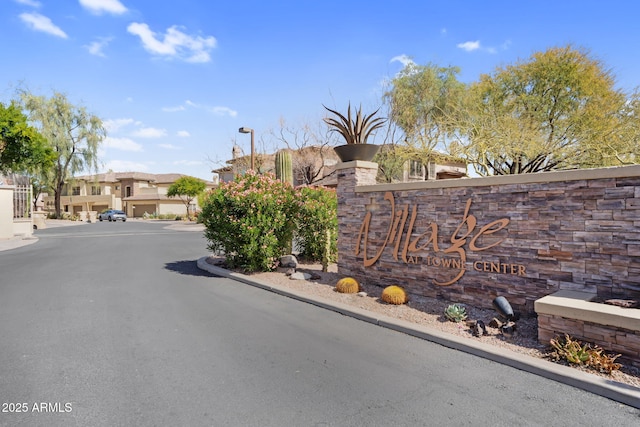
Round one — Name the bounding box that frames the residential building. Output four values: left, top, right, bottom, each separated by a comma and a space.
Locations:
213, 145, 339, 186
213, 145, 467, 187
43, 172, 216, 218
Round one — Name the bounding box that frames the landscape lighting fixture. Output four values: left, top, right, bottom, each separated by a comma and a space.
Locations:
238, 127, 255, 171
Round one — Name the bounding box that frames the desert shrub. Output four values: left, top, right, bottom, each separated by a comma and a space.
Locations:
549, 334, 622, 374
295, 186, 337, 264
200, 172, 298, 272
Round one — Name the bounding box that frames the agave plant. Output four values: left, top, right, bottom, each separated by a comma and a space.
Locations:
444, 303, 468, 323
323, 103, 386, 145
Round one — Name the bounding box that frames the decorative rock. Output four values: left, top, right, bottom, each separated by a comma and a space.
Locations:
357, 292, 368, 297
289, 272, 312, 281
501, 321, 517, 337
488, 317, 504, 329
279, 254, 298, 268
310, 273, 322, 281
276, 266, 295, 275
471, 320, 487, 337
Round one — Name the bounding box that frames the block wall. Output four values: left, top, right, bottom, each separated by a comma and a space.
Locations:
538, 313, 640, 368
336, 163, 640, 315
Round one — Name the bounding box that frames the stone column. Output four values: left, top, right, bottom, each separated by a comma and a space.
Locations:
335, 160, 378, 276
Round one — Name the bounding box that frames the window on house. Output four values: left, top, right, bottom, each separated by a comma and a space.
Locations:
115, 185, 120, 190
409, 160, 425, 179
72, 186, 80, 196
126, 186, 131, 197
91, 186, 101, 195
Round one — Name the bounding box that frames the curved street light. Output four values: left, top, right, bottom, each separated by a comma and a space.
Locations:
238, 127, 255, 171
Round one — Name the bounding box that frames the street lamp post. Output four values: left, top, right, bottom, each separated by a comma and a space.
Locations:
238, 127, 255, 171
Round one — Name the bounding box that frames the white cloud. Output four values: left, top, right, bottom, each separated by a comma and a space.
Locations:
210, 106, 237, 117
15, 0, 41, 7
103, 118, 135, 132
85, 37, 112, 57
127, 22, 217, 63
390, 54, 414, 68
19, 12, 67, 38
103, 136, 143, 152
457, 40, 481, 52
159, 143, 182, 150
162, 105, 185, 112
457, 39, 510, 54
177, 130, 190, 138
177, 100, 236, 117
79, 0, 128, 15
132, 127, 167, 138
102, 160, 150, 172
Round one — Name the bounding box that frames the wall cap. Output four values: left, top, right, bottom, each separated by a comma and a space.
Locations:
535, 290, 640, 331
357, 164, 640, 193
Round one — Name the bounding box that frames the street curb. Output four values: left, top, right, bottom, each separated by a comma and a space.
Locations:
196, 256, 640, 409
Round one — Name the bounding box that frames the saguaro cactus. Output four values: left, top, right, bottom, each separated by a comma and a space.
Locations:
275, 150, 293, 185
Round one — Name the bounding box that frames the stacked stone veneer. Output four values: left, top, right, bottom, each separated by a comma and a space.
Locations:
336, 162, 640, 316
535, 291, 640, 367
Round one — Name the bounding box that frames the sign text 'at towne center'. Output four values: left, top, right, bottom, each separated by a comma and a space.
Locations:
355, 191, 526, 286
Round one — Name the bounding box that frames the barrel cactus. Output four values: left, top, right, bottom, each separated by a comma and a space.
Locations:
275, 150, 293, 185
444, 303, 468, 322
381, 285, 408, 305
335, 277, 359, 294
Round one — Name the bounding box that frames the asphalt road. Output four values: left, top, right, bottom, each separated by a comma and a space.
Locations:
0, 222, 638, 426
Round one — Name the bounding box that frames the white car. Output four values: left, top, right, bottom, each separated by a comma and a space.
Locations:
98, 209, 127, 222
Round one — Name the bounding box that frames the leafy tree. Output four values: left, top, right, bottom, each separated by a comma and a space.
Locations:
0, 101, 54, 174
460, 45, 638, 175
383, 62, 467, 164
20, 91, 105, 216
166, 175, 207, 220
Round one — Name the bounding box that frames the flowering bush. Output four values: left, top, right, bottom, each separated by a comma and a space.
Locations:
295, 186, 337, 266
200, 172, 299, 272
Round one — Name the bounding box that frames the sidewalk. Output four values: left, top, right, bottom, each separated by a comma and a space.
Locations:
0, 219, 87, 252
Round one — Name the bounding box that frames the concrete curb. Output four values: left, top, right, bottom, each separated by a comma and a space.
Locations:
196, 256, 640, 409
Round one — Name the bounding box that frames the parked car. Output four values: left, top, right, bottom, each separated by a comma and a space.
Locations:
98, 209, 127, 222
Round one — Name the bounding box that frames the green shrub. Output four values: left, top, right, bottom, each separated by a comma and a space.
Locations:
295, 186, 337, 265
200, 172, 299, 272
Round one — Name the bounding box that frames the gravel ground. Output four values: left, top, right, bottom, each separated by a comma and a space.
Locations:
206, 256, 640, 390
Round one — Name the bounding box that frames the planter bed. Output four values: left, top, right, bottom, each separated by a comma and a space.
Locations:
535, 290, 640, 368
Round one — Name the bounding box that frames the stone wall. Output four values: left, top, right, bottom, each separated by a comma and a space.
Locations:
336, 162, 640, 315
535, 290, 640, 367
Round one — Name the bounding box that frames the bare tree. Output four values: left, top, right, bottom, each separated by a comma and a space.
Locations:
271, 117, 336, 185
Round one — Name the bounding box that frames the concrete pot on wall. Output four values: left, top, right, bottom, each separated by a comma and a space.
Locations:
333, 144, 380, 162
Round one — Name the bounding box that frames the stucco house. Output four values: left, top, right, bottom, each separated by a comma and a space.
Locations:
213, 144, 467, 187
43, 172, 217, 218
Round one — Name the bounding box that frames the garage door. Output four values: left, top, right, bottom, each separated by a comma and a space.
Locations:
133, 204, 156, 217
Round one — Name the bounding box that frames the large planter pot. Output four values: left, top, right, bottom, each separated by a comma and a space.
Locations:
333, 144, 380, 162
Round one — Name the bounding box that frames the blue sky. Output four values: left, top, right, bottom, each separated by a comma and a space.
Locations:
2, 0, 640, 181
